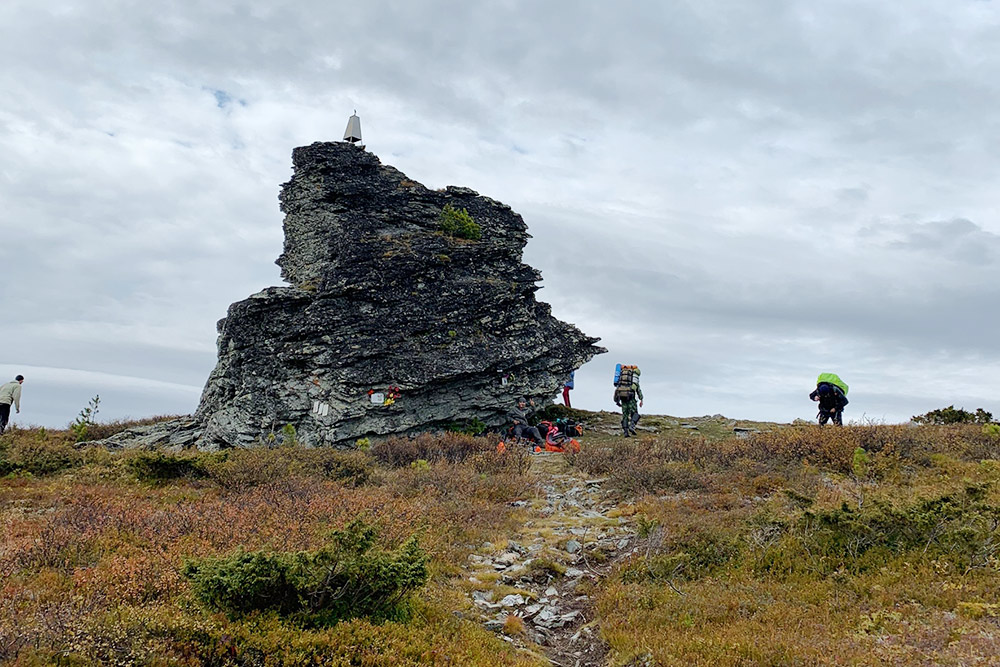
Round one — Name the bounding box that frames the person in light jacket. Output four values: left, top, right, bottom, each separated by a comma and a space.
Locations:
0, 375, 24, 434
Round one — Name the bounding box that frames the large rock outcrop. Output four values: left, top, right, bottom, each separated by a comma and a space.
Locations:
105, 142, 604, 450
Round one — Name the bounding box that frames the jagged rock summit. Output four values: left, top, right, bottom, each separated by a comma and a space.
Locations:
169, 141, 603, 448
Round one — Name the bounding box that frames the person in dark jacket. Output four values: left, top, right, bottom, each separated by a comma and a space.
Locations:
810, 382, 848, 426
508, 397, 542, 444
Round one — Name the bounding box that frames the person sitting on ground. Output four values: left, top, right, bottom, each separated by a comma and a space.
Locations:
810, 381, 848, 426
508, 396, 542, 444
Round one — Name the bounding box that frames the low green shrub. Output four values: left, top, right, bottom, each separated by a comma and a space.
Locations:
6, 430, 79, 475
183, 520, 429, 626
69, 395, 100, 442
749, 485, 1000, 577
124, 450, 225, 483
446, 418, 487, 436
527, 557, 566, 580
438, 204, 481, 240
533, 404, 595, 424
913, 405, 994, 425
626, 485, 1000, 585
624, 529, 738, 583
767, 485, 1000, 575
470, 448, 531, 476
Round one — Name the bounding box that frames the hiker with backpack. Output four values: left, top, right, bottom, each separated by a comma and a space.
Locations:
508, 396, 542, 445
613, 365, 643, 437
810, 373, 849, 426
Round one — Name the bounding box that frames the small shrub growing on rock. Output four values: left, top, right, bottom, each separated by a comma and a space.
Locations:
183, 520, 428, 626
438, 204, 481, 240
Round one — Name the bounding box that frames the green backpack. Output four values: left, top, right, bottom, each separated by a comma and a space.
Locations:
817, 373, 848, 395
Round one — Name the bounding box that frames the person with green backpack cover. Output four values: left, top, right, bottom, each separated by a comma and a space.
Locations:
809, 373, 849, 426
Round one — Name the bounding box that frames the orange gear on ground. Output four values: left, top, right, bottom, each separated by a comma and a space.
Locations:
542, 439, 581, 454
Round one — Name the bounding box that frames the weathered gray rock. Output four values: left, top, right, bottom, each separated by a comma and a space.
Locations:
196, 142, 604, 448
499, 594, 525, 607
96, 142, 604, 450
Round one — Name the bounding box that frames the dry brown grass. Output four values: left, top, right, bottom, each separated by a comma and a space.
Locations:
577, 422, 1000, 665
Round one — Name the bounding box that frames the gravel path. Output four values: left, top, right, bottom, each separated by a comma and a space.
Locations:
463, 451, 637, 666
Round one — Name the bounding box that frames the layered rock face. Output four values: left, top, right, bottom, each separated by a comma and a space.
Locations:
191, 142, 604, 448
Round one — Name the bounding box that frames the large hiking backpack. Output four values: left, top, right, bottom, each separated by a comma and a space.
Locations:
614, 365, 639, 401
816, 373, 848, 396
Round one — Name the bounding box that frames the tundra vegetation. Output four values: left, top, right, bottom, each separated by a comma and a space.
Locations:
2, 411, 1000, 665
568, 417, 1000, 664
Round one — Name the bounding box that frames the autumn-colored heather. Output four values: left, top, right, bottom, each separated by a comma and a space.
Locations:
0, 430, 539, 665
7, 418, 1000, 664
370, 431, 496, 467
575, 423, 1000, 665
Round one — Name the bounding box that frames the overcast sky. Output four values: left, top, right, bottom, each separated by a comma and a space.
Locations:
2, 0, 999, 429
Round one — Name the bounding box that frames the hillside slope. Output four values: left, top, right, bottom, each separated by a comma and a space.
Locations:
2, 411, 1000, 665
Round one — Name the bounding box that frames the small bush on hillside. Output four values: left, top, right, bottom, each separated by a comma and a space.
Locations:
124, 450, 226, 483
69, 394, 101, 442
625, 530, 739, 583
751, 484, 1000, 576
623, 484, 1000, 588
183, 520, 428, 626
438, 204, 481, 240
568, 438, 709, 495
371, 432, 492, 467
534, 404, 595, 424
470, 448, 532, 476
6, 429, 79, 475
913, 405, 994, 425
445, 418, 487, 436
205, 447, 372, 490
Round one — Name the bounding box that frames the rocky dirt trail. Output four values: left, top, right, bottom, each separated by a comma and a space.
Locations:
462, 451, 637, 666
